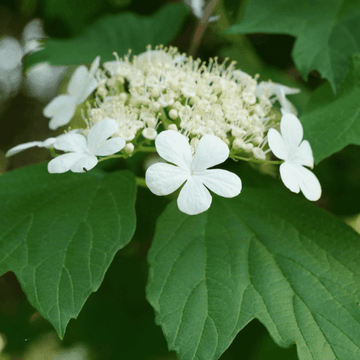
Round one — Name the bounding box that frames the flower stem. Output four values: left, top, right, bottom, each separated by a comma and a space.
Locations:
188, 0, 221, 57
136, 177, 147, 188
232, 155, 283, 165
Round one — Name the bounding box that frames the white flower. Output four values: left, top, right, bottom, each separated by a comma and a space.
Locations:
43, 56, 100, 130
256, 81, 300, 115
268, 114, 321, 201
145, 130, 242, 215
48, 118, 125, 173
6, 130, 82, 157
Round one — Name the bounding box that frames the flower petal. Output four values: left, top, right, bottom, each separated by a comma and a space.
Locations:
48, 153, 85, 173
67, 65, 88, 98
280, 162, 321, 201
177, 176, 212, 215
44, 94, 77, 130
94, 137, 125, 156
145, 163, 189, 195
87, 118, 119, 153
192, 135, 230, 172
70, 154, 98, 173
282, 163, 321, 201
279, 162, 300, 194
267, 128, 287, 160
155, 130, 192, 171
280, 113, 303, 149
198, 169, 242, 197
54, 133, 88, 153
6, 138, 56, 157
290, 140, 314, 168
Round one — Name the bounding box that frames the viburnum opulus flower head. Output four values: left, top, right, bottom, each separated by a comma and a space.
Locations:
268, 114, 321, 201
145, 130, 242, 215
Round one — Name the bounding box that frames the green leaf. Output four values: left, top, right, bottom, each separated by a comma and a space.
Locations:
25, 3, 189, 67
223, 0, 360, 92
301, 54, 360, 164
43, 0, 103, 36
146, 174, 360, 360
0, 163, 136, 338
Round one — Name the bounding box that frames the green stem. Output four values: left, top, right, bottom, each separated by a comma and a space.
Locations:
136, 177, 147, 188
134, 146, 156, 153
98, 154, 122, 162
232, 155, 283, 165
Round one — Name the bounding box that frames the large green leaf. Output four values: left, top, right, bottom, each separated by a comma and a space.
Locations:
146, 173, 360, 360
301, 55, 360, 164
25, 3, 189, 67
0, 163, 136, 338
223, 0, 360, 92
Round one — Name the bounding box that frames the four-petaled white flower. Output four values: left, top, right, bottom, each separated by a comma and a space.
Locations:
43, 56, 100, 130
5, 130, 80, 157
145, 130, 242, 215
268, 114, 321, 201
48, 118, 125, 173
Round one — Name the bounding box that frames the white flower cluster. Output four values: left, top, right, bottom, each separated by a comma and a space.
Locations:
6, 46, 321, 215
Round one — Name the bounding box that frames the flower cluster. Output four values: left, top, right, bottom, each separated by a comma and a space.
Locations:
6, 46, 321, 215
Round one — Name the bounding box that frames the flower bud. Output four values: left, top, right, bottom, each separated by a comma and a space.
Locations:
124, 143, 135, 154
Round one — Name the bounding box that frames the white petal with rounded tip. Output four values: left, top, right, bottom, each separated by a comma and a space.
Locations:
44, 94, 77, 130
54, 133, 87, 153
267, 128, 287, 160
296, 165, 322, 201
94, 137, 125, 156
291, 140, 314, 168
67, 66, 88, 98
155, 130, 192, 171
280, 114, 303, 149
71, 154, 98, 173
87, 118, 119, 152
78, 77, 98, 104
280, 162, 300, 194
192, 135, 229, 172
6, 138, 57, 157
89, 56, 100, 76
199, 169, 242, 197
177, 176, 212, 215
145, 163, 189, 196
48, 153, 86, 173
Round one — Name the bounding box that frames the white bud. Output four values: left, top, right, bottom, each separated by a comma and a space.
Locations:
232, 138, 244, 150
189, 96, 200, 105
119, 93, 127, 102
151, 88, 160, 98
142, 127, 157, 140
172, 101, 182, 111
124, 143, 135, 154
253, 136, 263, 145
150, 102, 161, 112
169, 109, 178, 120
243, 143, 254, 152
253, 147, 266, 160
190, 137, 200, 149
231, 127, 246, 137
168, 124, 178, 131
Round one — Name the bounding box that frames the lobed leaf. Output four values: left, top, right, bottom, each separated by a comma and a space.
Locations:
0, 163, 136, 338
25, 3, 189, 67
223, 0, 360, 92
147, 173, 360, 360
301, 54, 360, 164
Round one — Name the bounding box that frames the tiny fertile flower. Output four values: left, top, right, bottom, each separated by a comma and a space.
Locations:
145, 130, 242, 215
268, 114, 321, 201
43, 56, 100, 130
48, 118, 125, 173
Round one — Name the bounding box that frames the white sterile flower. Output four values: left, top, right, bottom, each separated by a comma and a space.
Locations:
43, 56, 100, 130
145, 130, 242, 215
256, 81, 300, 115
48, 118, 125, 173
6, 130, 81, 157
268, 114, 321, 201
